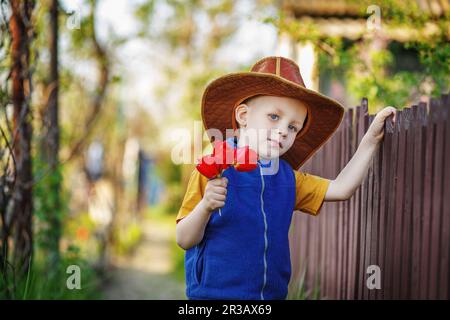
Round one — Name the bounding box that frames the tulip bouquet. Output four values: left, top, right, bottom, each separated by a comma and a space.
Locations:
196, 140, 259, 216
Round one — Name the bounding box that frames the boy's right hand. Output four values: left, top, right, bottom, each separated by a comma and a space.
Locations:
201, 177, 228, 213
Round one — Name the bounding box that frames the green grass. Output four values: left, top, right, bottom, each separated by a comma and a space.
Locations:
112, 221, 143, 256
0, 247, 103, 300
288, 262, 322, 300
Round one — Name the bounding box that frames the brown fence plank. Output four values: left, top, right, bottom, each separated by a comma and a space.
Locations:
357, 101, 369, 299
317, 146, 326, 298
346, 108, 355, 299
392, 109, 407, 299
420, 101, 434, 299
331, 132, 339, 299
338, 126, 344, 299
364, 114, 375, 299
309, 153, 320, 297
353, 105, 362, 299
325, 138, 333, 299
429, 98, 445, 299
400, 107, 414, 299
343, 110, 352, 299
410, 104, 426, 299
325, 139, 333, 299
339, 115, 350, 299
440, 94, 450, 300
376, 111, 394, 299
318, 147, 327, 299
384, 109, 401, 299
369, 113, 381, 300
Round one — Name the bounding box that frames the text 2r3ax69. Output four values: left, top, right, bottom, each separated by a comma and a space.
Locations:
222, 304, 271, 315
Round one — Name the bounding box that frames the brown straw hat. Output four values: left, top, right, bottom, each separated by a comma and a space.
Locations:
201, 56, 345, 171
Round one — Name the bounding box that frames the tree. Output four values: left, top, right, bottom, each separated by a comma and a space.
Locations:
9, 0, 35, 278
37, 0, 61, 266
63, 0, 110, 163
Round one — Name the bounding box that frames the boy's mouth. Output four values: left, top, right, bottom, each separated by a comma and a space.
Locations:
267, 138, 282, 149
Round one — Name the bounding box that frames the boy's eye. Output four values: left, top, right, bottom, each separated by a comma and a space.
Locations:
269, 114, 279, 120
289, 124, 298, 132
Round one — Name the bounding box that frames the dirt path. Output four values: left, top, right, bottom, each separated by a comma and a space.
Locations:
102, 218, 186, 299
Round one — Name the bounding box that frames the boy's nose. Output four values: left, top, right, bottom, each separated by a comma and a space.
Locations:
277, 128, 288, 138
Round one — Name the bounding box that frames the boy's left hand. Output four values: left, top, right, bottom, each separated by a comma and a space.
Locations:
364, 106, 397, 145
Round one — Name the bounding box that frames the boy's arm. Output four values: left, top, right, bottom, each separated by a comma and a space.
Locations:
176, 177, 228, 250
176, 199, 214, 250
324, 106, 397, 201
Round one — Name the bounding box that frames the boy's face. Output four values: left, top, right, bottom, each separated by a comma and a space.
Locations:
235, 95, 308, 160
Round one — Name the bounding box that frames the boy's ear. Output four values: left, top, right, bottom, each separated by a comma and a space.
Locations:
235, 104, 248, 128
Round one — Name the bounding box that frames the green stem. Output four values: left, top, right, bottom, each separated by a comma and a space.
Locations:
218, 171, 223, 216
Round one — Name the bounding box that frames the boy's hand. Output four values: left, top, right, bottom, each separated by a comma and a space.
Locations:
201, 177, 228, 213
364, 106, 397, 145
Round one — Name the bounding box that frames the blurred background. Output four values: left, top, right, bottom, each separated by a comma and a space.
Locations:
0, 0, 448, 299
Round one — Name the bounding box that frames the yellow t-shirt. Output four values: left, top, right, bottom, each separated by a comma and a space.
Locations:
176, 169, 330, 223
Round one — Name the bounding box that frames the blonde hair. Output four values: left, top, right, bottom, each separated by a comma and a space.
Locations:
233, 95, 262, 129
233, 95, 308, 136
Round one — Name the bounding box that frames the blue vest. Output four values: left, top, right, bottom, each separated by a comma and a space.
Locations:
185, 138, 296, 299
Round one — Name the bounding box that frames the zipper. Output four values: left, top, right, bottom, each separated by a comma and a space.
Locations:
258, 164, 268, 300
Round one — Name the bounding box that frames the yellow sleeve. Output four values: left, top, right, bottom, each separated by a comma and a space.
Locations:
294, 170, 331, 216
176, 169, 208, 223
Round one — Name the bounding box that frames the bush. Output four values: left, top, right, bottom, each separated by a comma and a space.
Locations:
112, 222, 143, 256
0, 245, 102, 300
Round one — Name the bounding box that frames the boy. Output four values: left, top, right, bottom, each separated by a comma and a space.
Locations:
176, 56, 396, 299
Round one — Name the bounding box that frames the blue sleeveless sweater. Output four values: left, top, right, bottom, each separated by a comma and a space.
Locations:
185, 138, 296, 299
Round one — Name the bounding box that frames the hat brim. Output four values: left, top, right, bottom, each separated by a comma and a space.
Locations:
201, 71, 345, 170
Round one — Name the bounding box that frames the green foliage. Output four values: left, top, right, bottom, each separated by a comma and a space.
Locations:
112, 222, 143, 256
287, 264, 321, 300
344, 48, 423, 109
156, 152, 182, 185
134, 0, 156, 35
63, 211, 100, 260
356, 0, 441, 27
154, 153, 185, 214
319, 38, 449, 110
265, 0, 449, 111
33, 155, 68, 263
0, 245, 102, 300
66, 1, 96, 58
412, 40, 450, 96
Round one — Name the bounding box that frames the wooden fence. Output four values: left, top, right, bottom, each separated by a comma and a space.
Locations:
289, 95, 450, 300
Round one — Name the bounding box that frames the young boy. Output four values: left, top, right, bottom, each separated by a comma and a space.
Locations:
176, 56, 396, 300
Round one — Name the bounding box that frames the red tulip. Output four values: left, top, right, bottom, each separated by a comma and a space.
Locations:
234, 145, 258, 172
212, 140, 235, 169
196, 140, 259, 181
196, 155, 222, 179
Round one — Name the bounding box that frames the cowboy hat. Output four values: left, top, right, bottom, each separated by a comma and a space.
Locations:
201, 56, 345, 170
